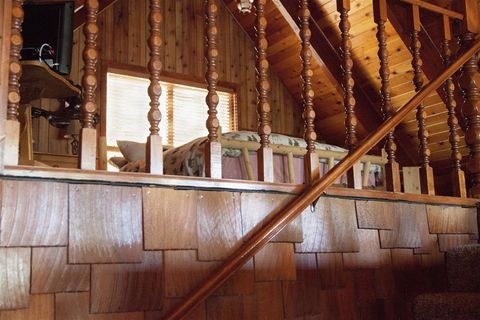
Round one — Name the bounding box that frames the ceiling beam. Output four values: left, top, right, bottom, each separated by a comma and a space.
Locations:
73, 0, 119, 31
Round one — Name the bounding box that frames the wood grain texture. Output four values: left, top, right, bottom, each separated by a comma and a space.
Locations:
426, 205, 478, 234
197, 191, 242, 261
0, 248, 30, 310
90, 251, 164, 313
240, 193, 302, 242
378, 203, 423, 248
438, 234, 476, 252
31, 247, 90, 294
295, 197, 359, 253
343, 228, 391, 269
253, 281, 284, 320
205, 296, 250, 320
143, 188, 198, 250
55, 292, 144, 320
0, 294, 53, 320
0, 180, 68, 246
214, 259, 254, 296
68, 184, 143, 264
164, 250, 216, 298
254, 242, 296, 281
355, 200, 394, 229
147, 298, 205, 320
317, 252, 345, 289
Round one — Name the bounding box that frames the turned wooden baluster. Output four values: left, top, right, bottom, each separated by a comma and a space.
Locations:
337, 0, 361, 189
204, 0, 222, 179
299, 0, 318, 184
79, 0, 99, 170
146, 0, 163, 174
373, 0, 401, 192
458, 35, 480, 198
4, 0, 24, 166
255, 0, 274, 182
441, 15, 466, 197
410, 5, 435, 195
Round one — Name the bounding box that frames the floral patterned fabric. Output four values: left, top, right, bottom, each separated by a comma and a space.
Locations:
113, 131, 383, 187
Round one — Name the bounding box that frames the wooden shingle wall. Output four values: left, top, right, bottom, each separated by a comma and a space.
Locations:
0, 179, 478, 319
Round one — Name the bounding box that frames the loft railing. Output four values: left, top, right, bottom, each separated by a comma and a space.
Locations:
3, 0, 480, 198
162, 39, 480, 320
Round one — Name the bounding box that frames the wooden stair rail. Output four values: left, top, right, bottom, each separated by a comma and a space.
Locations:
145, 0, 163, 174
4, 0, 24, 166
255, 0, 274, 182
161, 38, 480, 320
79, 0, 99, 170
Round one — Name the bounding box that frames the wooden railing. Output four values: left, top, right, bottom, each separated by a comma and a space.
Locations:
2, 0, 480, 199
162, 39, 480, 320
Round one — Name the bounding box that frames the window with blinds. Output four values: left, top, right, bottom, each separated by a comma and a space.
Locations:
106, 72, 237, 147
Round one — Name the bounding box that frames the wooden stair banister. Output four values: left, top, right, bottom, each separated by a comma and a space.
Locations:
161, 38, 480, 320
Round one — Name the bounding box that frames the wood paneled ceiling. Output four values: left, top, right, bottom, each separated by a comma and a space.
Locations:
223, 0, 469, 172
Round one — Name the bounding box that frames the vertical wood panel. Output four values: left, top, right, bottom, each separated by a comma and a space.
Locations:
240, 193, 302, 242
254, 243, 296, 281
90, 251, 164, 313
143, 188, 198, 250
55, 292, 144, 320
0, 180, 68, 246
0, 248, 30, 310
31, 247, 90, 294
0, 294, 53, 320
426, 205, 478, 234
295, 197, 359, 253
197, 191, 242, 261
68, 184, 143, 264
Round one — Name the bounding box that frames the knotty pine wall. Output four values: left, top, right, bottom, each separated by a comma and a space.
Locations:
0, 178, 478, 319
32, 0, 303, 156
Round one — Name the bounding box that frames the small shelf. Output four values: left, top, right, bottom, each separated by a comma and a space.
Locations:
20, 60, 80, 103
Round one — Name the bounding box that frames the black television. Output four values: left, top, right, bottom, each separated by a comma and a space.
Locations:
21, 1, 74, 75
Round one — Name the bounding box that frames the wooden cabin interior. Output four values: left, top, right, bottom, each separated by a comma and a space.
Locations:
0, 0, 480, 319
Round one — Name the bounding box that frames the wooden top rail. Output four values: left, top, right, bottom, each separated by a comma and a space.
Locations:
400, 0, 464, 20
161, 39, 480, 320
219, 137, 387, 165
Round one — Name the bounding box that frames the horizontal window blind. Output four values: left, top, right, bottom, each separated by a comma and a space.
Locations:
106, 73, 167, 147
106, 72, 236, 154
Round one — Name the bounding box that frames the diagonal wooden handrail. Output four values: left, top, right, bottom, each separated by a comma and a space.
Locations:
161, 39, 480, 320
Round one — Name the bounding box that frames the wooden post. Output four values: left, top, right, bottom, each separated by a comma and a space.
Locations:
145, 0, 163, 174
4, 0, 23, 166
458, 31, 480, 198
374, 0, 401, 192
299, 0, 319, 184
441, 15, 466, 197
79, 0, 99, 170
337, 0, 361, 189
255, 0, 274, 182
410, 4, 435, 195
204, 0, 222, 179
0, 0, 13, 170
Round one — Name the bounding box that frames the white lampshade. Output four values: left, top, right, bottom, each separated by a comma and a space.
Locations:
237, 0, 254, 14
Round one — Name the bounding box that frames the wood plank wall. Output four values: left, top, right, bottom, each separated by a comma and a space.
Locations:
0, 178, 478, 318
67, 0, 302, 136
